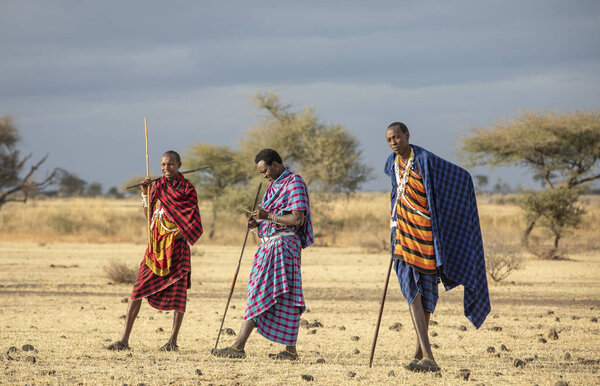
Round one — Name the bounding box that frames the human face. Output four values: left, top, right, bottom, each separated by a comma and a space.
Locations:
386, 126, 411, 160
256, 160, 283, 183
161, 154, 181, 181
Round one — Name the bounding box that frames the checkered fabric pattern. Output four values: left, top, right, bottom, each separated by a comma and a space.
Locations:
385, 145, 490, 328
244, 235, 305, 345
395, 259, 440, 313
131, 238, 191, 313
149, 173, 203, 245
257, 168, 313, 248
130, 173, 202, 314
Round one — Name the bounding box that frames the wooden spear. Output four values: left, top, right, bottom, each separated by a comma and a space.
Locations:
145, 117, 151, 245
369, 255, 395, 367
125, 159, 234, 189
213, 182, 262, 351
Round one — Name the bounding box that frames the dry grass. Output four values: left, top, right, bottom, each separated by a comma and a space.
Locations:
103, 259, 138, 284
2, 193, 599, 256
0, 242, 599, 385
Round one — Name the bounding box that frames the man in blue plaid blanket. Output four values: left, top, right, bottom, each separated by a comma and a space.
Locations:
384, 122, 490, 372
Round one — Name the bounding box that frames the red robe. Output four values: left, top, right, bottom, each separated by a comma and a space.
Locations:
131, 173, 203, 313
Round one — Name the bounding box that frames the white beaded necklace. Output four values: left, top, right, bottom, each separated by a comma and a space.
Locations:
390, 148, 430, 229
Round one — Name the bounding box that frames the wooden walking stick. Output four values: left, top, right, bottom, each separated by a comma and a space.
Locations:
213, 182, 263, 351
369, 255, 395, 367
144, 117, 151, 245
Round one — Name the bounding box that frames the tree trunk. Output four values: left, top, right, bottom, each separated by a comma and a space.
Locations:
209, 206, 217, 239
521, 218, 538, 256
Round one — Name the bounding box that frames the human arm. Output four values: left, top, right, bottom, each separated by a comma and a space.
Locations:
140, 177, 152, 219
251, 208, 304, 227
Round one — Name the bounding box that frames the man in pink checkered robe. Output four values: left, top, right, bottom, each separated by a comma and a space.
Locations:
212, 149, 313, 360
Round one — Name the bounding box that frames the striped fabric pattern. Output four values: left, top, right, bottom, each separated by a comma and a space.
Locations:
385, 145, 490, 328
393, 157, 437, 273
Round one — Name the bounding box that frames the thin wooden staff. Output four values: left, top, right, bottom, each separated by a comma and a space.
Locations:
369, 255, 395, 368
144, 117, 151, 245
125, 159, 235, 189
213, 182, 262, 351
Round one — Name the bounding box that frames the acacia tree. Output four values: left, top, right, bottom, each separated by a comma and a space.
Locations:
461, 110, 600, 259
185, 143, 247, 238
0, 115, 57, 209
242, 92, 372, 193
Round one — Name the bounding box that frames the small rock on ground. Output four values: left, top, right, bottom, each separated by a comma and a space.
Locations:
539, 337, 547, 343
347, 371, 356, 378
487, 346, 496, 353
548, 328, 559, 340
353, 349, 360, 355
388, 322, 402, 331
25, 356, 37, 364
315, 358, 325, 364
564, 352, 571, 360
554, 382, 569, 386
458, 325, 467, 331
350, 336, 360, 341
195, 369, 203, 376
500, 344, 509, 351
301, 374, 314, 382
222, 328, 236, 336
299, 319, 309, 328
308, 329, 317, 335
156, 327, 164, 333
458, 369, 470, 381
308, 321, 323, 328
338, 326, 346, 330
22, 344, 35, 351
431, 331, 438, 337
388, 370, 395, 377
513, 359, 526, 368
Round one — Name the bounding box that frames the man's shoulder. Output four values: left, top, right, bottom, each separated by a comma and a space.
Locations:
178, 176, 198, 195
287, 171, 308, 188
413, 145, 471, 180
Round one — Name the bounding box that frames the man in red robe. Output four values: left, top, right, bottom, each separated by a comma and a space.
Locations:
107, 150, 203, 351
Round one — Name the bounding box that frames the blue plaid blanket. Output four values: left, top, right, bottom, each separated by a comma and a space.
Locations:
384, 145, 490, 328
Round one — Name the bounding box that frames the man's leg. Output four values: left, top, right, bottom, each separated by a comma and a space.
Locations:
121, 298, 142, 345
167, 311, 184, 346
409, 293, 434, 360
232, 319, 256, 350
412, 309, 431, 359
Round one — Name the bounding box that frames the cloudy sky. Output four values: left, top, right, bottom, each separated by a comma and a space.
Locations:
1, 1, 599, 191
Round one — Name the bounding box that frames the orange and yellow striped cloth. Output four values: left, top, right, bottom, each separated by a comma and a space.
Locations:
393, 158, 438, 274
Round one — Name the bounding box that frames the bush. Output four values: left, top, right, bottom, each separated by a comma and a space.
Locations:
484, 239, 523, 282
103, 260, 138, 284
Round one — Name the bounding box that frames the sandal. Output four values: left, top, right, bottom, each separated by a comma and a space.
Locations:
159, 342, 179, 352
411, 357, 440, 372
211, 346, 246, 359
106, 341, 130, 351
268, 350, 298, 361
403, 357, 420, 371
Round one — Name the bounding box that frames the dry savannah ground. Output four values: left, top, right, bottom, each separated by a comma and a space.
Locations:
1, 194, 599, 385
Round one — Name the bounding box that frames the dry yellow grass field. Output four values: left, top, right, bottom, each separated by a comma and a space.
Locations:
1, 195, 599, 384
